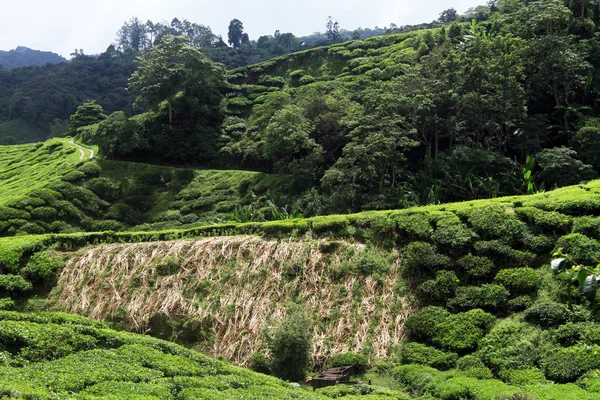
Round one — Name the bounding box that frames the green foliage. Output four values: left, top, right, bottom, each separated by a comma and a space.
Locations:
398, 342, 458, 370
266, 306, 312, 382
329, 352, 369, 372
405, 307, 495, 352
402, 242, 450, 276
523, 302, 572, 328
447, 285, 510, 313
69, 101, 106, 136
493, 267, 538, 295
22, 251, 63, 283
249, 352, 271, 375
0, 275, 32, 295
536, 147, 595, 188
418, 270, 459, 305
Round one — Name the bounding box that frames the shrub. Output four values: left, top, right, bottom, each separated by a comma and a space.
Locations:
474, 241, 536, 268
499, 368, 547, 385
540, 344, 600, 383
554, 233, 600, 265
299, 75, 316, 85
329, 352, 369, 372
77, 162, 102, 176
573, 216, 600, 239
404, 306, 450, 342
267, 305, 312, 382
249, 352, 271, 375
0, 275, 33, 295
493, 267, 538, 295
477, 321, 537, 372
524, 302, 571, 329
447, 284, 510, 313
426, 309, 496, 353
514, 207, 572, 234
547, 322, 600, 347
431, 217, 478, 253
22, 251, 64, 283
457, 254, 495, 278
402, 242, 450, 276
85, 177, 121, 201
30, 207, 57, 221
507, 295, 534, 312
392, 364, 443, 397
399, 342, 458, 370
461, 205, 529, 245
0, 298, 14, 311
418, 270, 459, 305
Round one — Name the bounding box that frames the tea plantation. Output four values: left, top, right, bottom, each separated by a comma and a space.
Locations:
1, 180, 600, 397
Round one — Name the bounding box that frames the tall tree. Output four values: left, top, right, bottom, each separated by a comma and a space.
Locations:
128, 35, 224, 130
228, 19, 245, 48
326, 17, 341, 42
439, 8, 459, 24
116, 18, 150, 54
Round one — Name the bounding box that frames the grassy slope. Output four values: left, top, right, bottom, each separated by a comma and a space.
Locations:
0, 139, 292, 236
0, 120, 48, 145
2, 179, 600, 398
0, 311, 411, 399
0, 139, 83, 205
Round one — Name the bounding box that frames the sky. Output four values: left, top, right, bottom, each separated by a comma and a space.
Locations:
0, 0, 485, 58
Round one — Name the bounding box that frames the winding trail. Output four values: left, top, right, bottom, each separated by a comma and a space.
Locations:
68, 140, 95, 160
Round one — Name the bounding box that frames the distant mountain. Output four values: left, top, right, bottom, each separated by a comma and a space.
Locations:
0, 46, 67, 69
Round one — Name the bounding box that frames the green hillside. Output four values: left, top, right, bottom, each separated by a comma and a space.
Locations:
0, 140, 295, 236
0, 120, 48, 145
1, 179, 600, 397
0, 311, 412, 399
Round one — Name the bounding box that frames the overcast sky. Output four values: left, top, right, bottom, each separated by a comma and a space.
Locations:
0, 0, 484, 58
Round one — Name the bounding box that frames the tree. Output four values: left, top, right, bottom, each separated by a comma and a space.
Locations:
92, 111, 146, 158
228, 19, 244, 48
116, 17, 150, 54
68, 101, 106, 136
326, 17, 341, 42
266, 305, 312, 382
439, 8, 458, 24
128, 35, 224, 130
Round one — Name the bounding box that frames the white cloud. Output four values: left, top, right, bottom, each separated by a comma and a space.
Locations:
0, 0, 484, 58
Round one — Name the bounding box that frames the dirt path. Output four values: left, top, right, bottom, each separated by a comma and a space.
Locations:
68, 140, 94, 160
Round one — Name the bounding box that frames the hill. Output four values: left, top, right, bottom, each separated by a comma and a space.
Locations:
0, 311, 412, 399
0, 139, 296, 236
0, 119, 49, 145
2, 179, 600, 397
0, 46, 66, 69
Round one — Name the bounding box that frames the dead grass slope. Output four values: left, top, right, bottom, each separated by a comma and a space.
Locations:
50, 235, 412, 366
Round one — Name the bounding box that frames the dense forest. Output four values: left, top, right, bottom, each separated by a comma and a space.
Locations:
0, 46, 66, 69
57, 0, 600, 219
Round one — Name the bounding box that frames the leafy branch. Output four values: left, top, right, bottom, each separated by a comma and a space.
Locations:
552, 250, 599, 299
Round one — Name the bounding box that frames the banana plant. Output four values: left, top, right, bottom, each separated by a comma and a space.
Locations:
552, 249, 600, 300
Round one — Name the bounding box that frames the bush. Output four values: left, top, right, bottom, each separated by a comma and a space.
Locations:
22, 251, 64, 283
392, 364, 443, 397
431, 217, 478, 253
434, 310, 495, 353
524, 302, 571, 329
555, 233, 600, 265
461, 205, 528, 245
540, 344, 600, 383
514, 207, 572, 234
249, 352, 271, 375
493, 267, 538, 295
299, 75, 316, 85
447, 284, 510, 313
457, 254, 495, 279
85, 177, 121, 201
0, 298, 14, 311
267, 305, 312, 382
477, 320, 537, 372
499, 368, 547, 385
399, 342, 458, 370
0, 275, 33, 295
547, 322, 600, 347
507, 295, 534, 312
402, 242, 451, 277
418, 270, 459, 305
30, 207, 58, 221
474, 240, 536, 268
329, 352, 369, 372
404, 306, 450, 342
